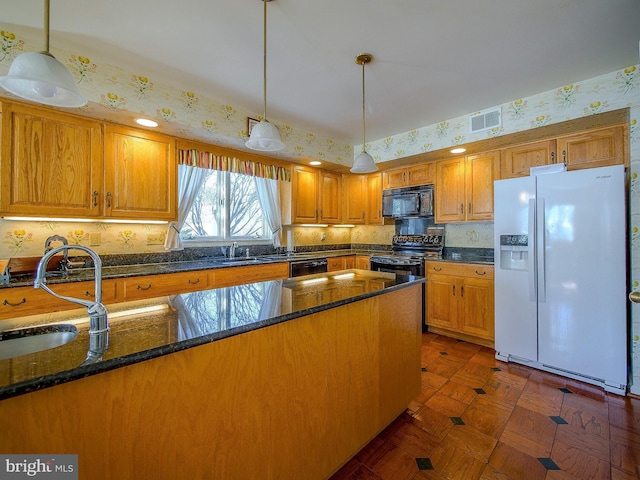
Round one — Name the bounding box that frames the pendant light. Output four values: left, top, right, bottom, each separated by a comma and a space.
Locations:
245, 0, 284, 152
0, 0, 86, 108
350, 53, 378, 174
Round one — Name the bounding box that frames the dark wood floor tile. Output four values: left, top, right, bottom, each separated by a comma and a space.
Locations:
501, 362, 533, 380
488, 441, 548, 480
450, 361, 496, 388
468, 348, 502, 368
428, 442, 486, 480
562, 388, 609, 417
462, 394, 514, 439
413, 468, 450, 479
421, 371, 449, 391
387, 420, 441, 459
554, 422, 610, 463
516, 380, 564, 416
551, 441, 613, 480
478, 464, 519, 480
363, 441, 420, 480
438, 379, 478, 405
344, 464, 385, 480
610, 466, 640, 480
499, 405, 557, 458
447, 340, 483, 360
482, 375, 526, 404
423, 391, 469, 418
609, 402, 640, 432
609, 425, 640, 475
564, 378, 608, 402
560, 401, 610, 439
526, 369, 568, 389
330, 457, 364, 480
545, 470, 593, 480
411, 407, 454, 441
443, 424, 498, 463
426, 356, 468, 378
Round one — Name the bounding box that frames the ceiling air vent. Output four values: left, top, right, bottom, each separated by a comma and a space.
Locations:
469, 108, 501, 133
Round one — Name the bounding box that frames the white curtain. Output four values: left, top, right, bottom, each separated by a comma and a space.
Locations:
164, 164, 209, 251
254, 177, 282, 247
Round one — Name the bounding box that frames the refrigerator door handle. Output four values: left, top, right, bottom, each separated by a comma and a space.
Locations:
528, 198, 536, 302
536, 197, 546, 303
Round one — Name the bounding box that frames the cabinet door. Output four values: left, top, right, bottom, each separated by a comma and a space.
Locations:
459, 276, 494, 340
407, 163, 435, 186
465, 151, 498, 221
344, 256, 356, 269
318, 171, 342, 223
343, 174, 366, 224
291, 165, 318, 223
327, 257, 345, 272
383, 168, 407, 189
435, 157, 465, 223
355, 255, 370, 270
426, 274, 458, 330
501, 140, 556, 179
558, 125, 626, 170
0, 102, 103, 217
367, 173, 383, 225
104, 126, 177, 221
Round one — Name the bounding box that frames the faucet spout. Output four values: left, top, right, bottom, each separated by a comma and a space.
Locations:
35, 245, 109, 358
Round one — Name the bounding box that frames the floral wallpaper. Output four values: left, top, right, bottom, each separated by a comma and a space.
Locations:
1, 24, 640, 393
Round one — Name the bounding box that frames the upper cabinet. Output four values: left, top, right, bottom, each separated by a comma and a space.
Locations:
0, 101, 178, 222
383, 163, 435, 189
557, 125, 626, 170
0, 101, 104, 218
343, 174, 367, 224
435, 151, 499, 223
367, 172, 384, 225
104, 125, 177, 221
500, 139, 557, 179
285, 165, 342, 224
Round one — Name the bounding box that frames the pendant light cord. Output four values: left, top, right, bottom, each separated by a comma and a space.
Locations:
43, 0, 50, 54
262, 0, 268, 120
361, 59, 366, 152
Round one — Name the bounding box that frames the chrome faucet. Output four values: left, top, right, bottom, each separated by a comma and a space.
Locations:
229, 241, 238, 258
34, 245, 108, 364
43, 235, 71, 275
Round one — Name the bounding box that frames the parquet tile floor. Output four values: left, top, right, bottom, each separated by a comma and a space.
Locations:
330, 332, 640, 480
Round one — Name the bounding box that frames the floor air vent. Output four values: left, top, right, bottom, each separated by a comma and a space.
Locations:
469, 108, 501, 133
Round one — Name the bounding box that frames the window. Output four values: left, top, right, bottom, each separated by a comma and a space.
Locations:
180, 168, 270, 242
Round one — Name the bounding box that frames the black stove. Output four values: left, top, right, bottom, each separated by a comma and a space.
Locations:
370, 226, 444, 274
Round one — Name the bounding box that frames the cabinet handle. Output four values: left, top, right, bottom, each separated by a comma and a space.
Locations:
433, 267, 442, 272
452, 285, 456, 296
93, 191, 99, 207
106, 192, 112, 208
468, 203, 471, 214
461, 285, 464, 297
136, 284, 152, 291
562, 150, 567, 164
3, 298, 26, 307
84, 291, 95, 297
475, 270, 486, 276
187, 278, 200, 285
551, 151, 555, 164
460, 203, 464, 214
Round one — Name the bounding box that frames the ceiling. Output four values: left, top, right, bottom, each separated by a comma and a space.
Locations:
3, 0, 640, 146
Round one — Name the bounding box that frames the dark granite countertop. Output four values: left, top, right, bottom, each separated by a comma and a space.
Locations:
0, 269, 426, 400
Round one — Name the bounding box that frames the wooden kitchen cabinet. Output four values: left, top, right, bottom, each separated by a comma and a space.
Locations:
0, 101, 103, 218
383, 163, 435, 189
557, 125, 626, 170
286, 166, 342, 224
356, 255, 370, 270
425, 261, 494, 347
367, 173, 384, 225
0, 279, 119, 321
327, 257, 345, 272
435, 151, 499, 223
104, 125, 177, 221
120, 270, 212, 302
213, 262, 289, 288
344, 255, 356, 269
343, 174, 367, 224
501, 139, 557, 178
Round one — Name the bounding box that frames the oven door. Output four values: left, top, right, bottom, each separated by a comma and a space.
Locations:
370, 258, 424, 276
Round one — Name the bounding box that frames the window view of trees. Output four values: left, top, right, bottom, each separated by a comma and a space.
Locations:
181, 169, 268, 241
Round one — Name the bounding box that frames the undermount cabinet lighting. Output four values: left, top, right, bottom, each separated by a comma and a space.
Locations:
135, 118, 158, 128
309, 161, 321, 166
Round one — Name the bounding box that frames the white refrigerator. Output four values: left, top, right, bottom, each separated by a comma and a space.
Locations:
494, 164, 627, 395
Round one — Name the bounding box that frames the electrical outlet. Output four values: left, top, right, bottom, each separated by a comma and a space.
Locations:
89, 233, 101, 246
146, 233, 164, 245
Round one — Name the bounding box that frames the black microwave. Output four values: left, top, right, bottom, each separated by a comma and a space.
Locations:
382, 185, 434, 218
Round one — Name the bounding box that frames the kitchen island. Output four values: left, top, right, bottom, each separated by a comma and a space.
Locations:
0, 269, 424, 480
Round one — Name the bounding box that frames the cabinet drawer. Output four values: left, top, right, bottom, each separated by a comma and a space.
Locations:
327, 257, 345, 272
0, 279, 118, 320
213, 263, 289, 288
121, 271, 211, 301
425, 261, 494, 279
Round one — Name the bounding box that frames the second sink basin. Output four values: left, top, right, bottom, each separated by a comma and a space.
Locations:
0, 324, 78, 360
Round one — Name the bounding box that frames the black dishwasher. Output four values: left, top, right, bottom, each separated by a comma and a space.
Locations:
290, 259, 328, 277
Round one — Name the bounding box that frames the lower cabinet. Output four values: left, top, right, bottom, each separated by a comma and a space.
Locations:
425, 261, 494, 347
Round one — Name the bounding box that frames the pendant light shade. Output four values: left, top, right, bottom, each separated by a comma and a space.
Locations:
0, 0, 86, 108
246, 0, 284, 152
351, 53, 377, 174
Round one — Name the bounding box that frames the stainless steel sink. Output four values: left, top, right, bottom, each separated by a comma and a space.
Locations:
0, 324, 78, 360
219, 258, 263, 265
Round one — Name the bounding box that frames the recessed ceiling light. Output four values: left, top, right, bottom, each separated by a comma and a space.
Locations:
135, 118, 158, 128
309, 160, 321, 166
450, 147, 466, 154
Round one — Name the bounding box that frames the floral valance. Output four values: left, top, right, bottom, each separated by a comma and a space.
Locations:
177, 149, 291, 182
